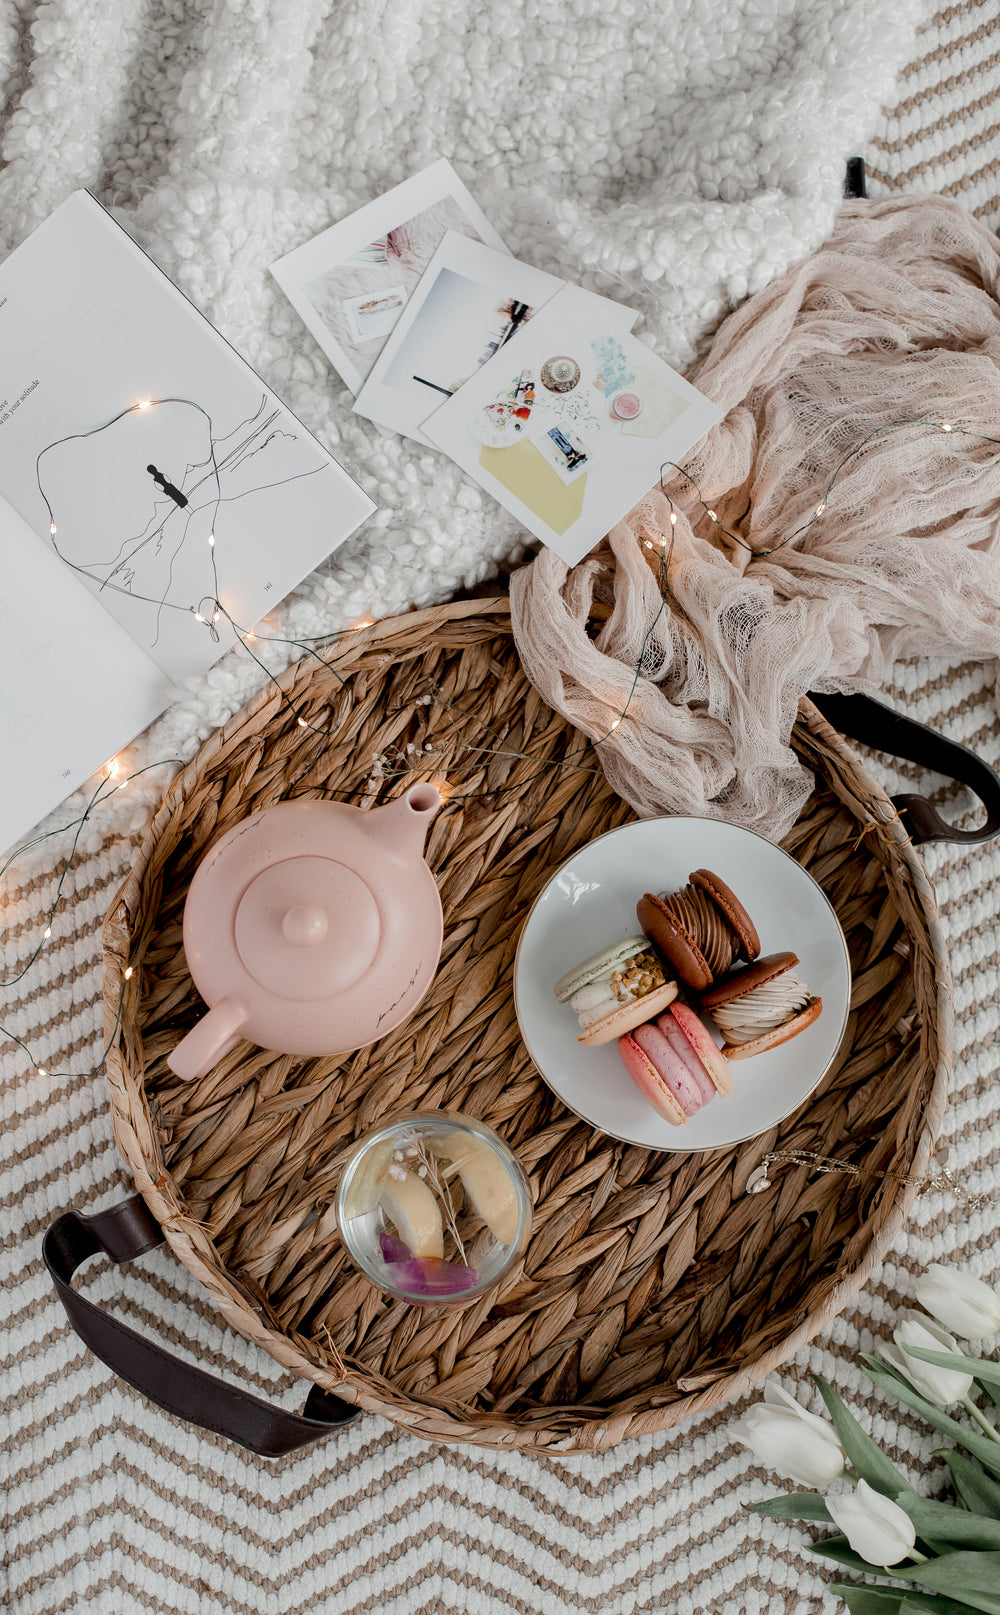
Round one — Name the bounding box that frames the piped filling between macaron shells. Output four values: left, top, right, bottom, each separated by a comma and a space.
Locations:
644, 1018, 716, 1115
619, 1005, 722, 1124
711, 971, 812, 1044
655, 884, 736, 978
569, 948, 667, 1031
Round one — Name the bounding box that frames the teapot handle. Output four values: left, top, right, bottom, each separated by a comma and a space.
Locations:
167, 997, 247, 1082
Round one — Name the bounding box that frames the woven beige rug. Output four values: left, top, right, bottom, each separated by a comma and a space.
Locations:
4, 4, 1000, 1613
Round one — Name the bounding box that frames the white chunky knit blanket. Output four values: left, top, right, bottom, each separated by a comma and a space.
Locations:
8, 0, 1000, 1611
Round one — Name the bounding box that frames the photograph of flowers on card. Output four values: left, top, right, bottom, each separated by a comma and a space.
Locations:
422, 286, 723, 562
353, 232, 636, 445
270, 160, 509, 395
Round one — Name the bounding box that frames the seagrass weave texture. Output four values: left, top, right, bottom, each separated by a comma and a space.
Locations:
103, 597, 950, 1452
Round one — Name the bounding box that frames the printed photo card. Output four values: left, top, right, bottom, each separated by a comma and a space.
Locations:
422, 288, 723, 566
354, 232, 636, 444
271, 160, 508, 394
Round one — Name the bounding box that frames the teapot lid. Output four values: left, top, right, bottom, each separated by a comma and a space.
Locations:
177, 793, 444, 1063
235, 856, 380, 1000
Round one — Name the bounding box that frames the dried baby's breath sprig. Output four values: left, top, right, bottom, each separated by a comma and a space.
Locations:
398, 1129, 468, 1264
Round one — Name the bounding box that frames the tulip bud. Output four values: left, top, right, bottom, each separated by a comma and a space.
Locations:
826, 1479, 915, 1567
882, 1310, 974, 1408
731, 1381, 846, 1487
915, 1263, 1000, 1342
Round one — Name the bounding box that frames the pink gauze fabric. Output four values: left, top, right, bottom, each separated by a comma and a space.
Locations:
509, 196, 1000, 841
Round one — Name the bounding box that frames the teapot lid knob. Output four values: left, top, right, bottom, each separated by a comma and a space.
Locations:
235, 856, 380, 1000
282, 904, 328, 946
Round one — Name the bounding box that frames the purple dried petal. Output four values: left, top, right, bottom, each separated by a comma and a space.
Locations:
383, 1255, 478, 1296
379, 1231, 412, 1262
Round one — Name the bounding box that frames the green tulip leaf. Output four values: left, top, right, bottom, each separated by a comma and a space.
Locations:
808, 1536, 909, 1576
900, 1549, 1000, 1614
747, 1492, 832, 1522
812, 1373, 914, 1495
830, 1585, 906, 1613
828, 1588, 988, 1615
937, 1451, 1000, 1518
828, 1572, 1000, 1614
813, 1540, 1000, 1611
900, 1597, 1000, 1615
862, 1357, 1000, 1480
897, 1496, 1000, 1550
905, 1349, 1000, 1395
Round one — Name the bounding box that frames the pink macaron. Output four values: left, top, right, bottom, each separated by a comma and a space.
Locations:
617, 1004, 730, 1124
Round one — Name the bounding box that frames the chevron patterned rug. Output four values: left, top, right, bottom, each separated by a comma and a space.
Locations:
4, 2, 1000, 1611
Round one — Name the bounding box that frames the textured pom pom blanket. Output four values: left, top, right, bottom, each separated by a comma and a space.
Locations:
4, 2, 1000, 1612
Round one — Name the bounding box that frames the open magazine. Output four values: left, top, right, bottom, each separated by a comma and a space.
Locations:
0, 191, 375, 853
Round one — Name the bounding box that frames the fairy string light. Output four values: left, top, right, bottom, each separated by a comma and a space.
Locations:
657, 415, 1000, 560
0, 758, 180, 991
37, 394, 226, 631
5, 411, 1000, 1080
36, 388, 327, 643
0, 758, 179, 1077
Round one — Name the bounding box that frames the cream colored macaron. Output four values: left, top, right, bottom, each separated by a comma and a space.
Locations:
554, 936, 679, 1047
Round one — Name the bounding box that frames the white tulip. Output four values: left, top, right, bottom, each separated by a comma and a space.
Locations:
915, 1263, 1000, 1342
882, 1310, 974, 1408
731, 1381, 846, 1486
826, 1479, 916, 1567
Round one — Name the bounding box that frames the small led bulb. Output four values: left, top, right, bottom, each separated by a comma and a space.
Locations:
49, 523, 57, 536
942, 421, 953, 432
610, 717, 622, 730
297, 717, 308, 728
43, 927, 51, 939
815, 502, 827, 516
208, 533, 215, 547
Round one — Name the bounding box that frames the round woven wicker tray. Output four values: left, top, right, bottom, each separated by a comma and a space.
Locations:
103, 596, 951, 1453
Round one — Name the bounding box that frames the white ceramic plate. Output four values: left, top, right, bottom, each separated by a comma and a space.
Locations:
513, 817, 851, 1152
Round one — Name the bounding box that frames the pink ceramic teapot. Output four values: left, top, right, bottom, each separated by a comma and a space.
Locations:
167, 784, 444, 1082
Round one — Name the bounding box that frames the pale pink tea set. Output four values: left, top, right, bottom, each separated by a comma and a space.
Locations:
166, 789, 831, 1305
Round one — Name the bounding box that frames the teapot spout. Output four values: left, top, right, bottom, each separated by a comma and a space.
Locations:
364, 783, 441, 858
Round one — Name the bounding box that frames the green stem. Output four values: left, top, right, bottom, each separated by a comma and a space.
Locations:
907, 1548, 929, 1564
963, 1395, 1000, 1445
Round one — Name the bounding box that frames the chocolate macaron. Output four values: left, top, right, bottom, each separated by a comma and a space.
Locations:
637, 868, 760, 991
699, 950, 822, 1059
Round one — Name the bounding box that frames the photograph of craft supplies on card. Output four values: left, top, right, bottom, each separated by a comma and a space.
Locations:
270, 160, 508, 394
422, 287, 723, 564
0, 189, 376, 855
353, 232, 637, 444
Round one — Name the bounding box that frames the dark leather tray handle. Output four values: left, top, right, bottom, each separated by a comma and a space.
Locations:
808, 690, 1000, 845
43, 1196, 360, 1457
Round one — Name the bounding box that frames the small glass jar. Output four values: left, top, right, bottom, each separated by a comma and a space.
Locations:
337, 1110, 532, 1307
